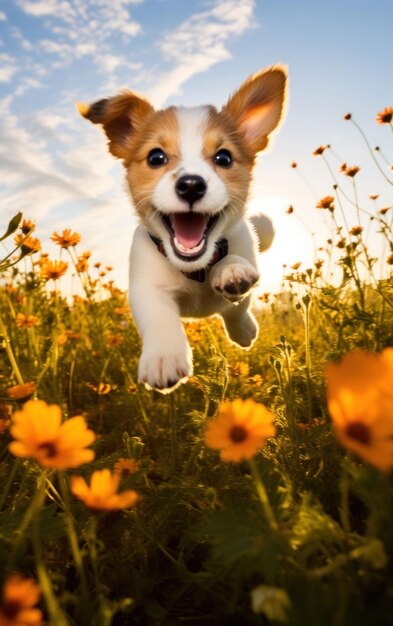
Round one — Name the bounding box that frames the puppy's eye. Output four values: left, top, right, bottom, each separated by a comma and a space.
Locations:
147, 148, 168, 167
214, 149, 233, 168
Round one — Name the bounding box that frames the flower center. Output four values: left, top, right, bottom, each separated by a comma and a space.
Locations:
2, 600, 21, 619
38, 441, 58, 458
345, 421, 371, 445
229, 425, 248, 443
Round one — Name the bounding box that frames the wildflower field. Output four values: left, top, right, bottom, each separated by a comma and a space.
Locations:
0, 112, 392, 626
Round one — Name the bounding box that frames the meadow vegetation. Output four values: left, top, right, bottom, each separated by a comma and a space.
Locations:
0, 110, 392, 626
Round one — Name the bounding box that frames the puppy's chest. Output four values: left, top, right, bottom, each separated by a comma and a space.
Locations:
176, 277, 223, 318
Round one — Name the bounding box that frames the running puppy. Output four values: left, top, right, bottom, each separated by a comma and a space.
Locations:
79, 65, 287, 392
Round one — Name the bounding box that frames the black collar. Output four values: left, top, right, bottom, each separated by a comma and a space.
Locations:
148, 234, 228, 282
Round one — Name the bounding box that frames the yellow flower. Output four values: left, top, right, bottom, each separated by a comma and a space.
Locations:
15, 314, 40, 329
0, 573, 42, 626
376, 107, 393, 125
70, 469, 139, 511
325, 349, 393, 472
205, 398, 276, 462
51, 229, 81, 248
6, 382, 36, 401
230, 361, 250, 378
40, 260, 68, 281
9, 400, 95, 469
249, 374, 263, 387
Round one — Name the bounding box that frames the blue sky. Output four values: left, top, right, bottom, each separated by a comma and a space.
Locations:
1, 0, 392, 292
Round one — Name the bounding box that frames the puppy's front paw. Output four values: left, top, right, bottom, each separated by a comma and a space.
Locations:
212, 264, 259, 300
138, 344, 193, 393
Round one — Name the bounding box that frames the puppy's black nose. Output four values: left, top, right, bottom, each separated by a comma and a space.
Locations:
175, 175, 207, 205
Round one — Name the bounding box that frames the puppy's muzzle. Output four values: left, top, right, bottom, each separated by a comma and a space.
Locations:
175, 175, 207, 206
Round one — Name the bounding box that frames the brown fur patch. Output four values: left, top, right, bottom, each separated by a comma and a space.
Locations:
223, 65, 287, 154
203, 107, 253, 211
125, 107, 180, 217
81, 91, 154, 160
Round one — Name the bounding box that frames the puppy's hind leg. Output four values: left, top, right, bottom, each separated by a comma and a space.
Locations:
221, 298, 259, 349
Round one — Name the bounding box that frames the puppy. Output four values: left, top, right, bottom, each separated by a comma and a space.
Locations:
79, 65, 287, 392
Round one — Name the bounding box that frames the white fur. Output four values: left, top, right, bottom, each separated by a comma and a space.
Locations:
129, 216, 264, 392
150, 107, 230, 274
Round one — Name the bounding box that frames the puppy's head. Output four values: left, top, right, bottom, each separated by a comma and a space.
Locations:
79, 66, 287, 272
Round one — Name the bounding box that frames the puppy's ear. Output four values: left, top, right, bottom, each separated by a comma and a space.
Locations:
223, 65, 287, 154
77, 92, 154, 160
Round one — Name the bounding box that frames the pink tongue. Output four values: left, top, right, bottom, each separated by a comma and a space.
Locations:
172, 213, 208, 249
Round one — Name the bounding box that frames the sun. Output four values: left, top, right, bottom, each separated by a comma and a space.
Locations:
247, 195, 315, 294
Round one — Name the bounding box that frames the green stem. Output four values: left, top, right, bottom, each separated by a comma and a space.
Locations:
249, 458, 278, 531
339, 467, 351, 534
57, 472, 89, 608
350, 118, 393, 186
32, 475, 69, 626
169, 393, 177, 470
0, 314, 25, 385
0, 458, 20, 510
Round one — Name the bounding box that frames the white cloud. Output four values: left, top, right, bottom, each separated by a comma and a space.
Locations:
147, 0, 255, 106
0, 53, 18, 83
0, 10, 7, 21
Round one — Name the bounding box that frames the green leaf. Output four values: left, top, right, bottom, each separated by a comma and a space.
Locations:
0, 212, 22, 242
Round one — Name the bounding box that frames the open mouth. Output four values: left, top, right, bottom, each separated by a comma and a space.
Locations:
160, 212, 219, 261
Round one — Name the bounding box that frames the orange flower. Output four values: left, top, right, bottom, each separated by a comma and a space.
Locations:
369, 194, 379, 201
51, 229, 81, 248
205, 398, 276, 462
40, 260, 68, 281
350, 226, 363, 236
86, 382, 112, 395
9, 400, 95, 469
339, 163, 360, 177
0, 574, 42, 626
70, 469, 138, 511
387, 254, 393, 265
105, 333, 124, 347
20, 219, 35, 235
326, 349, 393, 472
376, 107, 393, 125
15, 314, 40, 329
113, 458, 139, 476
113, 306, 130, 316
313, 145, 328, 156
14, 235, 41, 254
6, 382, 36, 401
248, 374, 263, 387
286, 205, 294, 214
76, 258, 89, 273
316, 196, 335, 211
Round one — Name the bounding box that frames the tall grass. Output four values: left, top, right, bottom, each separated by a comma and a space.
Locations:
0, 111, 392, 626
